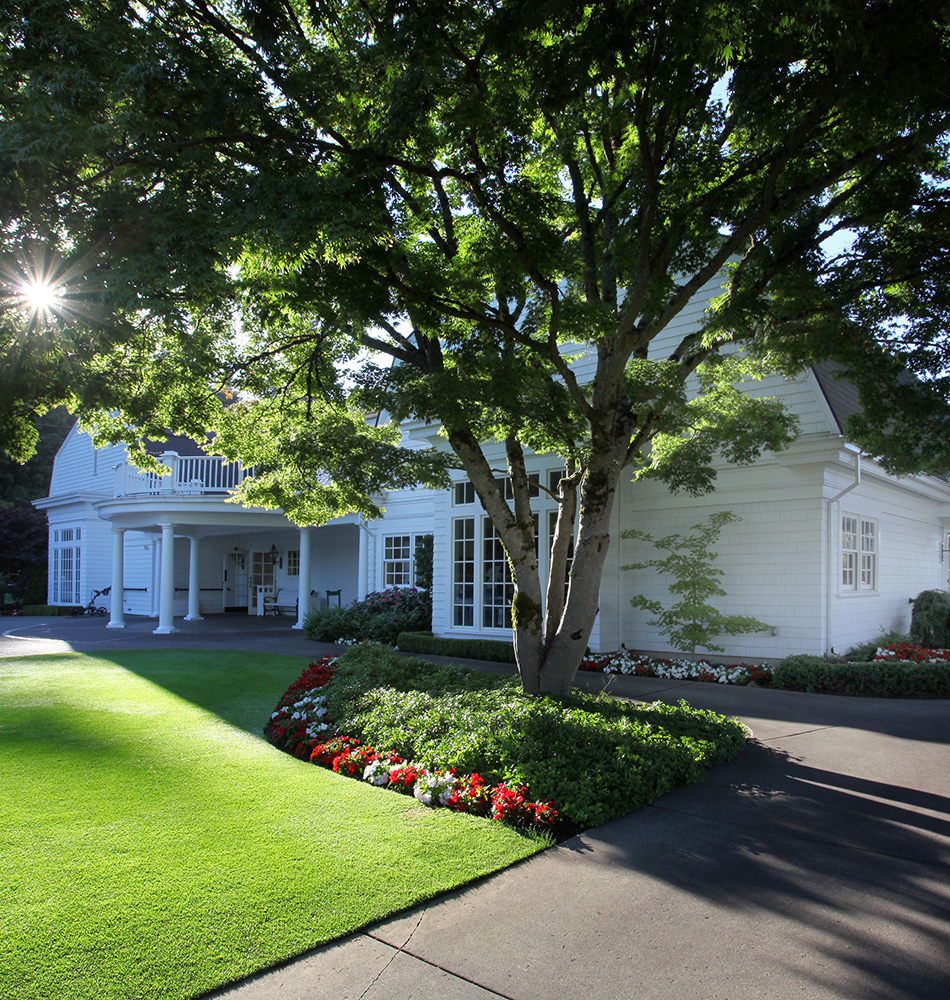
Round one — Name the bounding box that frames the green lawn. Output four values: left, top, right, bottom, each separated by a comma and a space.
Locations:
0, 650, 544, 1000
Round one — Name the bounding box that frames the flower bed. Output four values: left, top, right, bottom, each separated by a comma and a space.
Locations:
579, 650, 772, 685
268, 656, 558, 831
872, 643, 950, 664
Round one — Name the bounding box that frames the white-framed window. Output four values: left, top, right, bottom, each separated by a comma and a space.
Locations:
842, 514, 877, 591
51, 527, 83, 604
452, 518, 476, 626
482, 517, 514, 629
286, 549, 300, 577
453, 481, 476, 506
449, 470, 574, 631
453, 475, 541, 506
383, 535, 413, 587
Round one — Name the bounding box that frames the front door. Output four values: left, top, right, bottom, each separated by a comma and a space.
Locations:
224, 550, 248, 612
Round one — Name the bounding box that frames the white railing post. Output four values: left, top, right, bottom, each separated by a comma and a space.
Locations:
159, 451, 179, 494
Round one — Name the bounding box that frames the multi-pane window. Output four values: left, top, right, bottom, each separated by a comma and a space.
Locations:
449, 472, 557, 631
51, 528, 82, 604
286, 549, 300, 577
383, 535, 413, 587
251, 551, 275, 590
454, 481, 476, 505
499, 474, 540, 500
454, 476, 540, 505
453, 518, 476, 626
860, 519, 877, 589
482, 517, 514, 629
842, 515, 877, 591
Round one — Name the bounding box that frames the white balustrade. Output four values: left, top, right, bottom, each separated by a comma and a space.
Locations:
113, 452, 253, 497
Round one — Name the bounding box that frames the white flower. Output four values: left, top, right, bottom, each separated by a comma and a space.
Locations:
363, 761, 391, 786
412, 771, 457, 807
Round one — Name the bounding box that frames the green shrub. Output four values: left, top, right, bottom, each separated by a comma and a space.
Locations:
844, 629, 909, 662
302, 604, 365, 642
303, 587, 431, 644
396, 631, 517, 663
772, 657, 950, 698
910, 590, 950, 649
323, 644, 747, 828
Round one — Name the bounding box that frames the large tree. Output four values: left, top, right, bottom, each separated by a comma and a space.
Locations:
3, 0, 950, 694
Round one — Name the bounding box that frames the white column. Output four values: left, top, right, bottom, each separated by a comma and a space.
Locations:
357, 522, 368, 603
294, 527, 313, 629
153, 521, 178, 634
107, 527, 126, 629
185, 536, 203, 621
150, 537, 161, 617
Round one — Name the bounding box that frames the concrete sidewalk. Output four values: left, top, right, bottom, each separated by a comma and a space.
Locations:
6, 615, 950, 999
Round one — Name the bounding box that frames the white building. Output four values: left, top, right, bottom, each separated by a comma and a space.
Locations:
36, 284, 950, 655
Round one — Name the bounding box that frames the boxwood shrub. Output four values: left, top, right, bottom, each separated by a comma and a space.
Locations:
323, 643, 747, 829
395, 631, 517, 663
772, 657, 950, 698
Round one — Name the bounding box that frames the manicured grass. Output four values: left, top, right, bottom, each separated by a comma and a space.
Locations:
0, 651, 544, 1000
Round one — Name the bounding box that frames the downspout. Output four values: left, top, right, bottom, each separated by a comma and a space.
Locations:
825, 448, 862, 655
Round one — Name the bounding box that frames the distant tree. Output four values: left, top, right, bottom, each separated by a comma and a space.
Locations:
0, 406, 72, 504
2, 2, 950, 693
0, 502, 47, 604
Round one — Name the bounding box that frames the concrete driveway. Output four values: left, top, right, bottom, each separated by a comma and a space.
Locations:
5, 615, 949, 999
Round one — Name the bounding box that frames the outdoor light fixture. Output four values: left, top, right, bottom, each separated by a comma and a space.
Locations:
269, 544, 282, 568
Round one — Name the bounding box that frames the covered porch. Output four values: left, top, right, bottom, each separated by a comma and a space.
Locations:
95, 493, 363, 635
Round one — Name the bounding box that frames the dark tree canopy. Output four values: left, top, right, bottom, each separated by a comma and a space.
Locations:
2, 0, 949, 691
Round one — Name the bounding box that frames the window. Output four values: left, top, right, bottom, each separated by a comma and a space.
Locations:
449, 471, 564, 631
454, 481, 476, 505
383, 535, 413, 587
842, 515, 876, 591
499, 474, 540, 501
453, 476, 540, 505
250, 551, 275, 589
453, 518, 476, 626
286, 549, 300, 576
482, 517, 514, 629
51, 528, 82, 604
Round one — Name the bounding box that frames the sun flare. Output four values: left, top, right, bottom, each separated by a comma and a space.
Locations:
19, 278, 61, 314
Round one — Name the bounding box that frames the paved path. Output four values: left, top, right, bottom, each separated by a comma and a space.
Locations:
6, 616, 949, 999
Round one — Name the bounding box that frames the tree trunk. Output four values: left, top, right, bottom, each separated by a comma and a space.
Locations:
446, 428, 627, 698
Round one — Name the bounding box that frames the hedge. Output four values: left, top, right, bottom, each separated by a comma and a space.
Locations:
772, 657, 950, 698
395, 631, 517, 663
18, 605, 81, 616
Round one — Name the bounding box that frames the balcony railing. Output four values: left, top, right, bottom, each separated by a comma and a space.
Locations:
114, 452, 253, 497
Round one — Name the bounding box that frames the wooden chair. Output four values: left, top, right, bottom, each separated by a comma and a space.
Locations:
325, 589, 342, 607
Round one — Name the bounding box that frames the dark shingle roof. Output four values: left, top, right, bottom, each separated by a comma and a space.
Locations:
811, 361, 862, 434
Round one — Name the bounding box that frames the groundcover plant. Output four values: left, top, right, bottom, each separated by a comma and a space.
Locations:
267, 645, 748, 830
